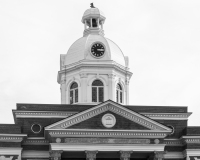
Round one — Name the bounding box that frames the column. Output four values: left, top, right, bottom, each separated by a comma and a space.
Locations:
49, 150, 63, 160
154, 151, 166, 160
120, 151, 132, 160
90, 18, 93, 28
85, 151, 98, 160
101, 21, 104, 29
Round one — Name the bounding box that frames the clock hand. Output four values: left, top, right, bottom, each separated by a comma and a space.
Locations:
97, 49, 104, 51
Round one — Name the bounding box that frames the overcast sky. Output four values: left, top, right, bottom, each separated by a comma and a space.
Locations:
0, 0, 200, 125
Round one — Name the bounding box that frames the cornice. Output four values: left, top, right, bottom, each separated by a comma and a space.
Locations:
0, 134, 27, 142
58, 61, 132, 83
48, 129, 168, 138
62, 60, 129, 72
13, 110, 191, 120
13, 111, 77, 118
182, 136, 200, 138
163, 139, 183, 146
181, 136, 200, 144
50, 143, 165, 152
46, 101, 171, 132
23, 139, 49, 145
142, 112, 192, 120
164, 137, 200, 146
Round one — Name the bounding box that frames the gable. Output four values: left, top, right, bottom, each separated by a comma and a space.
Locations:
68, 111, 150, 130
46, 101, 172, 132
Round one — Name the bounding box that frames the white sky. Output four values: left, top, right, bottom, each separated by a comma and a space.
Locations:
0, 0, 200, 126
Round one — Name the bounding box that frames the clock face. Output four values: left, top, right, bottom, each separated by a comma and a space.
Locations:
91, 43, 105, 58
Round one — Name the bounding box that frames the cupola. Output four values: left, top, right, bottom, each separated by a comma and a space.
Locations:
58, 5, 132, 105
82, 3, 106, 36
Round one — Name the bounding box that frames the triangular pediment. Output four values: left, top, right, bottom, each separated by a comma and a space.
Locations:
45, 100, 172, 132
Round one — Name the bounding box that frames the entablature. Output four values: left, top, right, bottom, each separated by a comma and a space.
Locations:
47, 129, 169, 138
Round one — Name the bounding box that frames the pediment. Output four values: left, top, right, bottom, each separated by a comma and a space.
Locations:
45, 100, 172, 132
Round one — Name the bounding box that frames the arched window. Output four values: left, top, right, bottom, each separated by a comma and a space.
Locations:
70, 82, 78, 104
92, 80, 104, 103
116, 83, 123, 103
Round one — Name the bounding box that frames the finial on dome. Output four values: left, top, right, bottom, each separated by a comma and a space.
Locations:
90, 3, 95, 8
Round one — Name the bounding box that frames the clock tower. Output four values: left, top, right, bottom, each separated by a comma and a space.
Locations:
57, 5, 132, 105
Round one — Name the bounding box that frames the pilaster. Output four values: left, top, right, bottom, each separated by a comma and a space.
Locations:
120, 151, 133, 160
80, 73, 88, 102
85, 151, 98, 160
125, 77, 130, 105
60, 75, 66, 104
108, 74, 116, 101
49, 150, 63, 160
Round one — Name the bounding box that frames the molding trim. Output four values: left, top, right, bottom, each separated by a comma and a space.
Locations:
13, 111, 77, 118
142, 112, 192, 120
48, 129, 168, 138
181, 136, 200, 144
0, 134, 27, 142
63, 138, 151, 144
164, 139, 183, 146
0, 147, 22, 160
185, 139, 200, 144
59, 60, 132, 76
164, 152, 184, 159
23, 139, 49, 145
46, 101, 172, 132
22, 150, 49, 158
50, 143, 165, 152
183, 149, 200, 157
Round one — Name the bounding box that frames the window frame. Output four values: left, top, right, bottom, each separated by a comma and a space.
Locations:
116, 83, 123, 104
69, 82, 78, 104
92, 79, 104, 103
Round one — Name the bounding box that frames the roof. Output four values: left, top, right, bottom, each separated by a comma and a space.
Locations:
16, 102, 187, 113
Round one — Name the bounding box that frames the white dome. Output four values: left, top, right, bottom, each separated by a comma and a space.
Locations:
64, 34, 126, 67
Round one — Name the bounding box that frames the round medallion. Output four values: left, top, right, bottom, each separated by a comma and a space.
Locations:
91, 43, 105, 58
56, 138, 61, 143
102, 113, 116, 128
154, 139, 160, 144
31, 123, 42, 134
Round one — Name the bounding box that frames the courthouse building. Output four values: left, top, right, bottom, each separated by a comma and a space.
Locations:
0, 5, 200, 160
